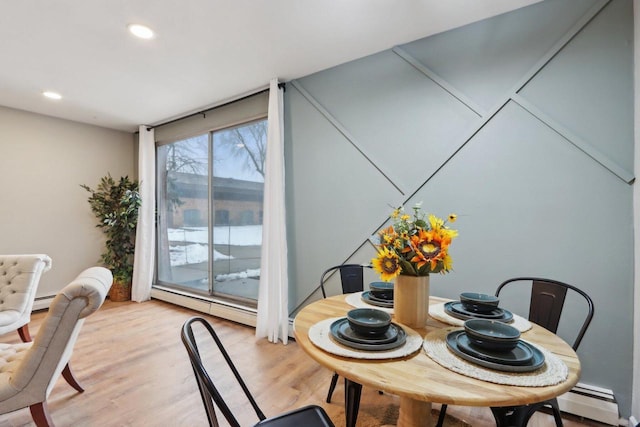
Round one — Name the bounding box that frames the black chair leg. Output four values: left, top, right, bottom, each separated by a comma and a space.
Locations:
491, 406, 514, 427
436, 404, 448, 427
344, 379, 362, 427
549, 398, 564, 427
326, 372, 339, 403
492, 401, 563, 427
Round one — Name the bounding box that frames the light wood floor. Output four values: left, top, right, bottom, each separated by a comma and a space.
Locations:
0, 299, 608, 427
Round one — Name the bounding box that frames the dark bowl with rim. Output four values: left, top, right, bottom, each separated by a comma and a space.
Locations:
464, 319, 520, 352
346, 308, 392, 336
459, 292, 500, 313
369, 282, 394, 300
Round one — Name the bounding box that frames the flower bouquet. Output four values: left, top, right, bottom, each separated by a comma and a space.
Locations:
372, 203, 458, 281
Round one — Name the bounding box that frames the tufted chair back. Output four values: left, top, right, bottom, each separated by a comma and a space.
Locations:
0, 254, 52, 340
0, 266, 112, 426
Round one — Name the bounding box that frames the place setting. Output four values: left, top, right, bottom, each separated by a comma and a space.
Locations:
307, 308, 423, 360
345, 281, 394, 313
430, 292, 532, 332
446, 319, 543, 372
423, 319, 568, 386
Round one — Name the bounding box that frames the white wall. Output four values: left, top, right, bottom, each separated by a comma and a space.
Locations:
0, 106, 135, 299
633, 1, 639, 422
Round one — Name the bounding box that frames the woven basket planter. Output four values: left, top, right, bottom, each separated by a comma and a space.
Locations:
109, 280, 131, 302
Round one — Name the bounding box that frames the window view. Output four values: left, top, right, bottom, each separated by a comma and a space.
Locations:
156, 119, 266, 304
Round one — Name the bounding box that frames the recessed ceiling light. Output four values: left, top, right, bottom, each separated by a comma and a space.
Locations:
128, 24, 155, 40
43, 91, 62, 100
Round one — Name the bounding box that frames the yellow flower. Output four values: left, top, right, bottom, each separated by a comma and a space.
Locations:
442, 253, 453, 271
428, 214, 444, 230
371, 247, 402, 281
373, 203, 458, 279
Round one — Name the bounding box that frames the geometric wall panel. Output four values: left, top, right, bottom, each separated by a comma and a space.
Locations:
284, 87, 402, 308
401, 103, 633, 396
295, 50, 479, 193
401, 0, 599, 113
520, 0, 634, 176
283, 0, 634, 414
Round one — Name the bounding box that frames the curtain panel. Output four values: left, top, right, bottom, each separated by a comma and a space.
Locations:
255, 79, 289, 344
132, 126, 156, 302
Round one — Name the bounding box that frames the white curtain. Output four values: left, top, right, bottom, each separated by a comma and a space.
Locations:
132, 125, 156, 302
256, 79, 289, 344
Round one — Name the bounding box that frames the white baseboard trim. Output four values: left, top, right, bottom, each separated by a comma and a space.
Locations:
33, 295, 54, 311
557, 382, 620, 425
151, 288, 257, 327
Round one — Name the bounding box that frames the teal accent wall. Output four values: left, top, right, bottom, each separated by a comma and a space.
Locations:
284, 0, 633, 416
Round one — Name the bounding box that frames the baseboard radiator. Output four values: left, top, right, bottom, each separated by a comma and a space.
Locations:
33, 295, 55, 311
557, 382, 620, 425
151, 287, 257, 327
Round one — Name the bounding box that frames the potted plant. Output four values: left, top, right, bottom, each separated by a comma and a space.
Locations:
81, 174, 141, 301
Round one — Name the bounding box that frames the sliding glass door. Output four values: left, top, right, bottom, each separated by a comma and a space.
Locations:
156, 119, 266, 305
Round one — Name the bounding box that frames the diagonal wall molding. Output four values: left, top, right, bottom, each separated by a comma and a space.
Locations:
289, 79, 405, 195
392, 0, 631, 186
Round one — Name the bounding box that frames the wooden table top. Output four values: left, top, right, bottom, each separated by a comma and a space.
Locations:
293, 294, 581, 408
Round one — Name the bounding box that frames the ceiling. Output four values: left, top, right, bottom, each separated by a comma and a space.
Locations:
0, 0, 539, 133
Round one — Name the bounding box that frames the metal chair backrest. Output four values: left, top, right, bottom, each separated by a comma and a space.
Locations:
181, 317, 266, 427
319, 264, 370, 298
495, 277, 594, 350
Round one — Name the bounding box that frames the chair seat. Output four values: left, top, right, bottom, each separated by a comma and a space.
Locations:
0, 310, 22, 329
0, 343, 31, 402
255, 405, 334, 427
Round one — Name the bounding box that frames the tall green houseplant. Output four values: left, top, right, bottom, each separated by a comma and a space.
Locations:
82, 174, 141, 301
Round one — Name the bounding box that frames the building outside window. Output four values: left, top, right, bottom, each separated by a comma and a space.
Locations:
155, 116, 267, 306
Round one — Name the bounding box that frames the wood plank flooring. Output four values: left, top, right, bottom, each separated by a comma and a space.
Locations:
0, 299, 609, 427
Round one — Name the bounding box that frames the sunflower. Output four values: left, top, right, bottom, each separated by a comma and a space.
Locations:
372, 246, 402, 281
371, 204, 458, 279
409, 229, 445, 270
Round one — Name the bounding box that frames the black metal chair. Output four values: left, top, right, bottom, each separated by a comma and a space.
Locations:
319, 264, 372, 427
181, 316, 335, 427
437, 277, 594, 427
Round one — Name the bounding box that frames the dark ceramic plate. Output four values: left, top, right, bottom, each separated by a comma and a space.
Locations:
367, 292, 394, 303
361, 291, 394, 308
446, 331, 544, 372
330, 318, 406, 351
456, 332, 533, 366
445, 301, 513, 323
336, 318, 399, 344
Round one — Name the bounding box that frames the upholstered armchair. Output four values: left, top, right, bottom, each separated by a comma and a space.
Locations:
0, 254, 52, 342
0, 266, 112, 427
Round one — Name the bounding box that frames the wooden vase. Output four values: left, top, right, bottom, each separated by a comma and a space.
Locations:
394, 274, 430, 329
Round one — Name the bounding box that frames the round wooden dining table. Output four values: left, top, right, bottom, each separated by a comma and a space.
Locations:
293, 294, 581, 427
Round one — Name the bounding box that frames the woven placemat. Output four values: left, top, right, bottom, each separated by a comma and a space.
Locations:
345, 292, 394, 314
422, 328, 568, 387
308, 317, 423, 360
429, 302, 532, 332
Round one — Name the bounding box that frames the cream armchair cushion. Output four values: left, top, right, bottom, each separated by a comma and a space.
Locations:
0, 266, 112, 427
0, 254, 52, 341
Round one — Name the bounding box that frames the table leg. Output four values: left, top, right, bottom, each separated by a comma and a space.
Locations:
344, 379, 362, 427
398, 396, 432, 427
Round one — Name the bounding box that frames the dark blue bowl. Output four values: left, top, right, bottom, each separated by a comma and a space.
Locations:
369, 282, 394, 300
464, 319, 520, 352
460, 292, 499, 313
347, 308, 392, 336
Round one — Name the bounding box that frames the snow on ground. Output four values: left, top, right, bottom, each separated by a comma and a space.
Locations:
168, 225, 261, 266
